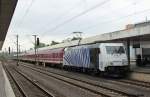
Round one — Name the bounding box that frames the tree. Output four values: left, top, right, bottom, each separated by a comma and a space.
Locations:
50, 41, 59, 45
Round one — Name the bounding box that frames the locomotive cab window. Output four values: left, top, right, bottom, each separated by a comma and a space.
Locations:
106, 46, 125, 54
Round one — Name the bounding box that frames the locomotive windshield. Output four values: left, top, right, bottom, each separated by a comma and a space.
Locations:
106, 46, 125, 54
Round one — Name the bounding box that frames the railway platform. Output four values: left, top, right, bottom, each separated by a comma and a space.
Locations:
129, 66, 150, 83
132, 65, 150, 74
0, 62, 15, 97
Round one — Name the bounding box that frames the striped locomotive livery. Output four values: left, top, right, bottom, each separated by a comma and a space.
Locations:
63, 47, 91, 68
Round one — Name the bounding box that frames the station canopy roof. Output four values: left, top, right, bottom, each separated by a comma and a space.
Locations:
0, 0, 18, 49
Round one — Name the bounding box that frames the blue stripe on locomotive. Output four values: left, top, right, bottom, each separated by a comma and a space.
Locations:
63, 47, 91, 68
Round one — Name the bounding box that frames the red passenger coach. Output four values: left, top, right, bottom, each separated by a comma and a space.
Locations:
37, 48, 64, 64
20, 47, 65, 67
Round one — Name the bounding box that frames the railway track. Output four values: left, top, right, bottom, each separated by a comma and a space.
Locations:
3, 64, 54, 97
117, 79, 150, 89
21, 64, 140, 97
22, 62, 150, 89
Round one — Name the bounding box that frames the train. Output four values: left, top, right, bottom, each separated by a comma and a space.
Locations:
18, 43, 129, 77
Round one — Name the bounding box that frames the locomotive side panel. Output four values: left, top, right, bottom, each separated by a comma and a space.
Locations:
63, 47, 91, 68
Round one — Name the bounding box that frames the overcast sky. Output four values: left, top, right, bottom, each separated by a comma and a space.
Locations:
2, 0, 150, 51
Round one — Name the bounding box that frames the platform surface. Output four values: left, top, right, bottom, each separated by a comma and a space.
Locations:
0, 63, 6, 97
132, 65, 150, 74
129, 65, 150, 83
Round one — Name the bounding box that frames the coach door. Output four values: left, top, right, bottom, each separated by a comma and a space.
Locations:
90, 48, 100, 69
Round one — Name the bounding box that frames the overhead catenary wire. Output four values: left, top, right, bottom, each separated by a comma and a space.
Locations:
13, 0, 86, 46
41, 0, 111, 36
80, 8, 150, 32
13, 0, 133, 47
15, 0, 36, 34
37, 0, 86, 33
7, 0, 149, 51
72, 1, 141, 29
41, 8, 150, 42
9, 1, 29, 34
9, 0, 35, 40
50, 1, 142, 38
